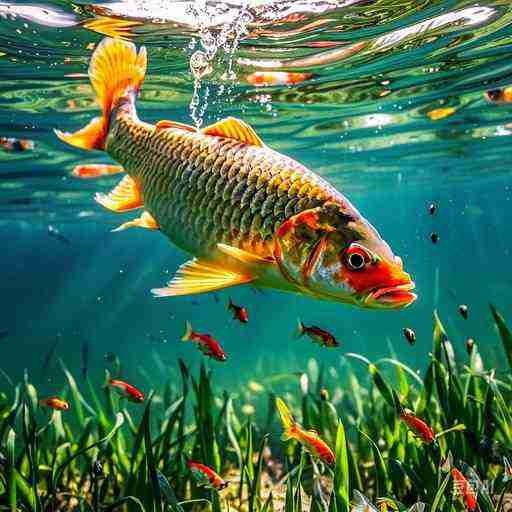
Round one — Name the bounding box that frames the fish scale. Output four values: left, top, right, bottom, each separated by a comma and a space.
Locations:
106, 112, 338, 258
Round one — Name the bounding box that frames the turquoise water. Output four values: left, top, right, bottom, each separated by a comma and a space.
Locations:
1, 0, 511, 394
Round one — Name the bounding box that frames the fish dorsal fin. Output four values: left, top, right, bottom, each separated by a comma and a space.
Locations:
203, 117, 264, 147
217, 243, 274, 265
151, 258, 254, 297
155, 120, 197, 132
95, 175, 143, 212
112, 211, 159, 232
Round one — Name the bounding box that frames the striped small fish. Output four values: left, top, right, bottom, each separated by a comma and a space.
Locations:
56, 38, 416, 309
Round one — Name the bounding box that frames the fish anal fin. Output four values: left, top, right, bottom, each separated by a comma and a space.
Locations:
151, 258, 253, 297
112, 211, 159, 232
203, 117, 264, 147
156, 120, 197, 132
217, 243, 274, 265
95, 175, 143, 212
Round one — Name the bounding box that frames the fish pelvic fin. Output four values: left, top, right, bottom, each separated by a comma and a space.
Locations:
276, 397, 296, 439
112, 211, 159, 232
151, 258, 254, 297
95, 175, 143, 212
181, 322, 193, 342
55, 37, 147, 151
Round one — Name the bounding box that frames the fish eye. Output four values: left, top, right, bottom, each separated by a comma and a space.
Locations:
345, 245, 371, 271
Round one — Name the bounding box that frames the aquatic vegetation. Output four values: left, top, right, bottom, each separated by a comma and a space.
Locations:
1, 306, 512, 511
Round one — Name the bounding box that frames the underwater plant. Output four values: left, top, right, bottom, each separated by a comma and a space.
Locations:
0, 305, 511, 511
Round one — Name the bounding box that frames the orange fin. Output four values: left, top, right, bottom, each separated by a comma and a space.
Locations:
181, 321, 193, 341
203, 117, 264, 147
151, 258, 253, 297
83, 16, 142, 39
71, 163, 125, 179
55, 37, 147, 151
54, 117, 105, 151
89, 37, 147, 119
156, 120, 197, 132
95, 175, 143, 212
112, 211, 159, 232
216, 243, 274, 265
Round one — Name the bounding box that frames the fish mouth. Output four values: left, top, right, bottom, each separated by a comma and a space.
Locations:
364, 282, 417, 309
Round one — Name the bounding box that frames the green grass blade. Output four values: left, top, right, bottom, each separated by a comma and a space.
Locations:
53, 412, 124, 489
103, 496, 146, 511
156, 470, 185, 512
143, 396, 163, 512
332, 421, 349, 512
59, 360, 86, 427
490, 304, 512, 372
430, 472, 451, 512
6, 428, 16, 512
359, 430, 390, 497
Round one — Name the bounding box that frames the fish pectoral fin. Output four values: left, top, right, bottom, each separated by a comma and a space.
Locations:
216, 243, 275, 265
112, 211, 159, 232
95, 175, 143, 212
202, 117, 265, 147
151, 258, 254, 297
155, 120, 197, 132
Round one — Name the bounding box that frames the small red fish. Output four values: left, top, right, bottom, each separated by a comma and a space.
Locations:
71, 163, 124, 179
187, 461, 228, 490
181, 322, 227, 362
39, 397, 70, 411
0, 136, 34, 152
485, 87, 512, 104
276, 397, 335, 465
228, 297, 249, 324
107, 377, 144, 403
297, 319, 339, 348
451, 468, 477, 511
399, 409, 435, 443
246, 71, 312, 87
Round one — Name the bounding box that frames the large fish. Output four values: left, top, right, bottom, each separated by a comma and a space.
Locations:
56, 38, 416, 309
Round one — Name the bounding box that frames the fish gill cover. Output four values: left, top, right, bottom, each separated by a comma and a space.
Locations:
0, 0, 511, 510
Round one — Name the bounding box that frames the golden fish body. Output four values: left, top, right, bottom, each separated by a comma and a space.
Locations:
106, 113, 347, 287
56, 37, 416, 308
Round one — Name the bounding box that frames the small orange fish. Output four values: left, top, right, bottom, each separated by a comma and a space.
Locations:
276, 397, 335, 465
39, 397, 70, 411
297, 319, 339, 348
246, 71, 313, 87
0, 137, 34, 152
399, 409, 435, 443
187, 461, 228, 490
228, 297, 249, 324
71, 164, 124, 179
485, 88, 512, 104
451, 468, 477, 511
107, 377, 144, 403
181, 322, 227, 362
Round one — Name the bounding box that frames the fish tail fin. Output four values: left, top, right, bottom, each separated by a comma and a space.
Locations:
181, 321, 193, 342
276, 397, 297, 440
104, 370, 113, 388
296, 318, 305, 338
55, 37, 147, 151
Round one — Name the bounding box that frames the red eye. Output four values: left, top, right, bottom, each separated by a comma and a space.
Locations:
345, 245, 371, 271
